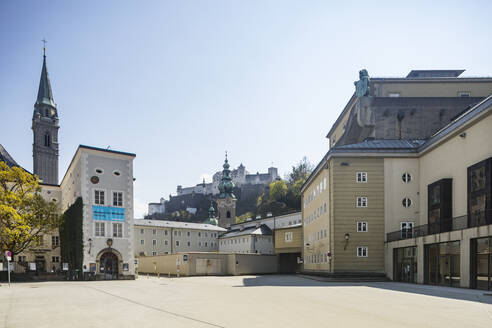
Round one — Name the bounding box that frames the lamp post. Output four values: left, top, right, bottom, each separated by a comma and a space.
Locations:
88, 238, 92, 254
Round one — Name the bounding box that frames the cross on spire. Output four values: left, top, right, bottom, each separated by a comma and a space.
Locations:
225, 150, 228, 160
42, 38, 47, 56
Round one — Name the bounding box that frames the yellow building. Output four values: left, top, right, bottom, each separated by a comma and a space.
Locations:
274, 224, 303, 273
302, 70, 492, 289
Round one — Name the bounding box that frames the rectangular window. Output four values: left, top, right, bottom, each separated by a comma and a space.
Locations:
357, 246, 368, 257
94, 190, 105, 205
400, 221, 414, 238
140, 239, 144, 245
152, 229, 156, 235
356, 197, 368, 208
187, 231, 190, 237
152, 251, 157, 256
357, 221, 368, 232
285, 232, 293, 242
205, 242, 208, 247
187, 241, 190, 246
112, 191, 123, 207
140, 229, 144, 234
95, 222, 105, 237
112, 223, 122, 238
152, 239, 157, 246
52, 236, 59, 247
176, 241, 179, 246
164, 230, 168, 236
356, 172, 367, 183
18, 256, 26, 263
164, 240, 168, 245
174, 230, 177, 236
52, 256, 59, 263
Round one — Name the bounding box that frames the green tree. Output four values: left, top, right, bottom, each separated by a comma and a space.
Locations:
269, 180, 288, 202
236, 212, 254, 224
0, 162, 61, 256
287, 156, 313, 185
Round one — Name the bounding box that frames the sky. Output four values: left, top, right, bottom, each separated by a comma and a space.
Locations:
1, 0, 491, 218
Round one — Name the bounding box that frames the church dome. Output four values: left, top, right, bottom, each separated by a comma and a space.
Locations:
218, 154, 235, 199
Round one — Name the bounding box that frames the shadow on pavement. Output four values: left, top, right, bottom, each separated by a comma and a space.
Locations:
238, 274, 492, 305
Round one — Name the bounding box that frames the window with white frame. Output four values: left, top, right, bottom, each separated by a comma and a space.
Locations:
112, 223, 122, 238
164, 240, 168, 245
94, 190, 105, 205
357, 221, 368, 232
356, 197, 368, 207
356, 172, 368, 183
152, 251, 157, 256
357, 246, 368, 257
176, 241, 179, 246
140, 239, 144, 245
152, 239, 157, 246
285, 232, 293, 242
95, 222, 105, 237
187, 241, 190, 246
140, 229, 144, 234
112, 191, 123, 207
152, 229, 156, 235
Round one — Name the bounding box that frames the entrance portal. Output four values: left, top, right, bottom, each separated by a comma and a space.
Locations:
99, 252, 119, 280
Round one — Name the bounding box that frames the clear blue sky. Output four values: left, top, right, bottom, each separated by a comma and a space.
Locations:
1, 0, 491, 217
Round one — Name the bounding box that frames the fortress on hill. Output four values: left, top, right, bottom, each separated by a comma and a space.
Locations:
176, 163, 279, 196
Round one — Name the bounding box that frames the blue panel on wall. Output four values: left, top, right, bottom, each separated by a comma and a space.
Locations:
93, 206, 125, 221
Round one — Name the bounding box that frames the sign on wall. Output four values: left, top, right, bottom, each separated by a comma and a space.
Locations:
93, 206, 125, 221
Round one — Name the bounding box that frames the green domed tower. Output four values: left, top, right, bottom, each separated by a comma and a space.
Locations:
204, 202, 218, 226
217, 153, 236, 228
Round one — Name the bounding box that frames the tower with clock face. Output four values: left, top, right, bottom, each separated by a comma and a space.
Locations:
217, 154, 237, 228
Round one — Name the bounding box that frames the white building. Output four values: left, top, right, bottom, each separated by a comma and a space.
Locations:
61, 145, 136, 279
148, 197, 166, 215
134, 219, 226, 256
218, 225, 274, 254
233, 212, 302, 231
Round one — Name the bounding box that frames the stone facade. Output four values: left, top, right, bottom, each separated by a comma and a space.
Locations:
32, 53, 59, 185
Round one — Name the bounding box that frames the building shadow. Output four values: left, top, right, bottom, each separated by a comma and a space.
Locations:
238, 274, 492, 305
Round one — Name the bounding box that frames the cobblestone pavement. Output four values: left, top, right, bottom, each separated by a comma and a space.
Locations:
0, 275, 491, 328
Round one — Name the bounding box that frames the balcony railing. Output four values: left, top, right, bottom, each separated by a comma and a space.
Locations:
386, 210, 492, 242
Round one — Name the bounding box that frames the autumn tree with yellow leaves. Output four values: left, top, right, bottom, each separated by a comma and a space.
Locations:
0, 162, 61, 257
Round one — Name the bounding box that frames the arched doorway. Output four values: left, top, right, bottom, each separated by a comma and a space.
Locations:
99, 252, 119, 280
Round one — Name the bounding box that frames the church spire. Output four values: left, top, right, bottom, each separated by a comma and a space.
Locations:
35, 42, 56, 109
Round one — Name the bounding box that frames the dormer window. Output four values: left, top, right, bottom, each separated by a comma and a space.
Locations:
44, 133, 51, 147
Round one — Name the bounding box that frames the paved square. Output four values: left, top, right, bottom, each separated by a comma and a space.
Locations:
1, 275, 491, 328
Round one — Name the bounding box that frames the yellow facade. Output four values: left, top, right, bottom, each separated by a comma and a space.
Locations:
275, 226, 303, 254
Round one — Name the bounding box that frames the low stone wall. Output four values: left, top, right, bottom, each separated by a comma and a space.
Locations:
137, 252, 278, 276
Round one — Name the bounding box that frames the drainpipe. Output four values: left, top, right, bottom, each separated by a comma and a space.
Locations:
170, 228, 174, 254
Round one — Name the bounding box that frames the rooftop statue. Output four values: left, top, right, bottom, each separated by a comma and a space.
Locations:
354, 69, 370, 97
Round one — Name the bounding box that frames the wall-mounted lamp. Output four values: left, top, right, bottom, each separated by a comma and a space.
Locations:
88, 238, 92, 254
344, 233, 350, 250
106, 238, 113, 248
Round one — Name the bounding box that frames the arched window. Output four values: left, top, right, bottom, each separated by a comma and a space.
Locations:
226, 211, 231, 218
44, 133, 51, 147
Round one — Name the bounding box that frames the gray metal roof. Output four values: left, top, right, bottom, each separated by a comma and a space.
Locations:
134, 219, 227, 231
332, 139, 425, 152
220, 224, 272, 238
0, 144, 20, 168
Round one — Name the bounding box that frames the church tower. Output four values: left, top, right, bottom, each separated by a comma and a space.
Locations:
217, 154, 236, 228
32, 47, 59, 185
